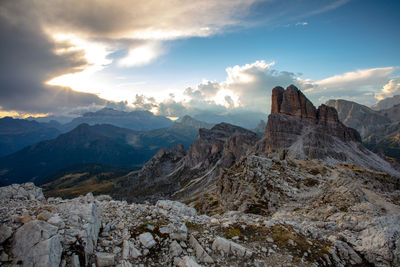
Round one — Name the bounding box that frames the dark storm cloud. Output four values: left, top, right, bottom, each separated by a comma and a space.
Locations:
0, 1, 107, 114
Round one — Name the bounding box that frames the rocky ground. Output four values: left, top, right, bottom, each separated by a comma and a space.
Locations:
1, 179, 399, 267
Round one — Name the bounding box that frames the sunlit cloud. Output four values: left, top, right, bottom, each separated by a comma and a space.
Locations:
375, 78, 400, 101
118, 43, 161, 67
141, 62, 400, 117
0, 109, 49, 119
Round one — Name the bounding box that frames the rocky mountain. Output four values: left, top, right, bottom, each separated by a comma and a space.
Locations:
372, 94, 400, 110
175, 115, 214, 130
325, 99, 400, 159
0, 124, 147, 185
192, 110, 267, 130
0, 117, 61, 156
377, 103, 400, 121
257, 86, 396, 175
62, 108, 173, 132
252, 120, 266, 136
325, 99, 391, 138
0, 122, 203, 186
363, 121, 400, 159
112, 123, 259, 203
113, 85, 399, 204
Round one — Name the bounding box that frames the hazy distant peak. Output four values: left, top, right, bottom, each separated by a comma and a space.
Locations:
198, 122, 256, 142
372, 95, 400, 111
175, 115, 214, 129
82, 108, 127, 117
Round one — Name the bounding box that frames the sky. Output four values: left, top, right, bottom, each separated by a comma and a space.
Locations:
0, 0, 400, 119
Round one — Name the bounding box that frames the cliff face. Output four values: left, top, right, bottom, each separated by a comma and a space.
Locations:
259, 85, 361, 159
257, 85, 397, 175
271, 85, 317, 120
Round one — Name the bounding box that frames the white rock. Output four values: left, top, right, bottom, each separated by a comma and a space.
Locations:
48, 215, 65, 229
156, 200, 197, 216
60, 202, 101, 255
37, 210, 52, 221
212, 236, 252, 257
354, 215, 400, 266
123, 240, 142, 259
96, 252, 115, 267
11, 220, 62, 267
0, 182, 45, 200
189, 235, 214, 263
139, 232, 156, 248
160, 222, 188, 241
117, 260, 133, 267
85, 192, 95, 203
177, 256, 202, 267
170, 240, 184, 257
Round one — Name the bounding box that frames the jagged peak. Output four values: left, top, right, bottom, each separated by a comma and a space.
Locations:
271, 85, 316, 120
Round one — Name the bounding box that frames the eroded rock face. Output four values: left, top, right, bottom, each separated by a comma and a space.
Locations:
113, 123, 259, 202
257, 85, 398, 176
271, 85, 317, 120
186, 123, 258, 169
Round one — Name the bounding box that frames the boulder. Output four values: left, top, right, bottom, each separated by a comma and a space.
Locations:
170, 240, 183, 257
177, 256, 202, 267
212, 236, 252, 257
189, 235, 214, 263
96, 252, 115, 267
156, 200, 197, 217
11, 220, 62, 267
160, 222, 188, 241
0, 182, 44, 200
122, 240, 142, 259
139, 232, 156, 248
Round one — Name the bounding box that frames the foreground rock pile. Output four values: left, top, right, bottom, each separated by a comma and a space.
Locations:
1, 181, 399, 266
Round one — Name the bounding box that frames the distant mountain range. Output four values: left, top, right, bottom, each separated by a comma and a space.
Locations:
0, 117, 61, 156
0, 108, 181, 157
61, 108, 173, 132
2, 94, 400, 189
192, 110, 267, 129
0, 115, 213, 185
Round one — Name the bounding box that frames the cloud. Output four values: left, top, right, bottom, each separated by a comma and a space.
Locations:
0, 0, 366, 117
136, 61, 400, 118
375, 79, 400, 101
0, 0, 261, 116
35, 0, 261, 74
221, 61, 298, 112
0, 1, 108, 116
304, 67, 399, 105
119, 43, 162, 67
